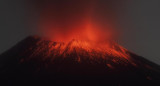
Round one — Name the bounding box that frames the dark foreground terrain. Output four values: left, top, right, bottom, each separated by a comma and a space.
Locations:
0, 36, 160, 86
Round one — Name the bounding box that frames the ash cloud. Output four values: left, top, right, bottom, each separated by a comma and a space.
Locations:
30, 0, 118, 42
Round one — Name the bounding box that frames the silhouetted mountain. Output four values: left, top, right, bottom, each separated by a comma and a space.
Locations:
0, 36, 160, 86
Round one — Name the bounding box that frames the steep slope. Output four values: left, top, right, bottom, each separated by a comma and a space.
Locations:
0, 36, 160, 86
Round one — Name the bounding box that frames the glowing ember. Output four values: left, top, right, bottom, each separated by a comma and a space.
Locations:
28, 37, 131, 65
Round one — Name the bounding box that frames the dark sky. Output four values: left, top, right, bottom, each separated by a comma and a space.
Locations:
0, 0, 160, 64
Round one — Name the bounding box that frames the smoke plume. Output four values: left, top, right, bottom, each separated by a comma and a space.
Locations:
31, 0, 116, 42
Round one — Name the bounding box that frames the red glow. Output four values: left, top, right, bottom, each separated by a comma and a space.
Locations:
39, 21, 114, 42
30, 38, 131, 63
30, 0, 132, 64
36, 0, 115, 43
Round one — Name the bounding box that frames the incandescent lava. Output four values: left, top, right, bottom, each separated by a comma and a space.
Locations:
0, 36, 160, 86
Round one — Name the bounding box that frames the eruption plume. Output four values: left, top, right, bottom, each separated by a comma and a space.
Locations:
33, 0, 115, 42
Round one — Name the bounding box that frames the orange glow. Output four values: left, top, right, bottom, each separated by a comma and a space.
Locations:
30, 38, 131, 63
30, 0, 133, 65
38, 19, 115, 43
37, 0, 115, 43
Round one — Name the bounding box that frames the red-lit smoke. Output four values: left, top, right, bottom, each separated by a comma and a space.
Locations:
26, 0, 133, 65
34, 0, 116, 42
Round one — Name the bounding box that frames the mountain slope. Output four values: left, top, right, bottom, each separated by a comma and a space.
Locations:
0, 36, 160, 86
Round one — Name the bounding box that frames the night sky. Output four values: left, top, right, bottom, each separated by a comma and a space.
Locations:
0, 0, 160, 64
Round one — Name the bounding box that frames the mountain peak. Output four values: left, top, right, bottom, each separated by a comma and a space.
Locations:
1, 36, 160, 86
21, 36, 132, 64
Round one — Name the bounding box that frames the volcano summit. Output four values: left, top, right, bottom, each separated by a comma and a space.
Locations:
0, 36, 160, 86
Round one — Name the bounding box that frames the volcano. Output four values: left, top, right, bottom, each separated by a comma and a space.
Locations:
0, 36, 160, 86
